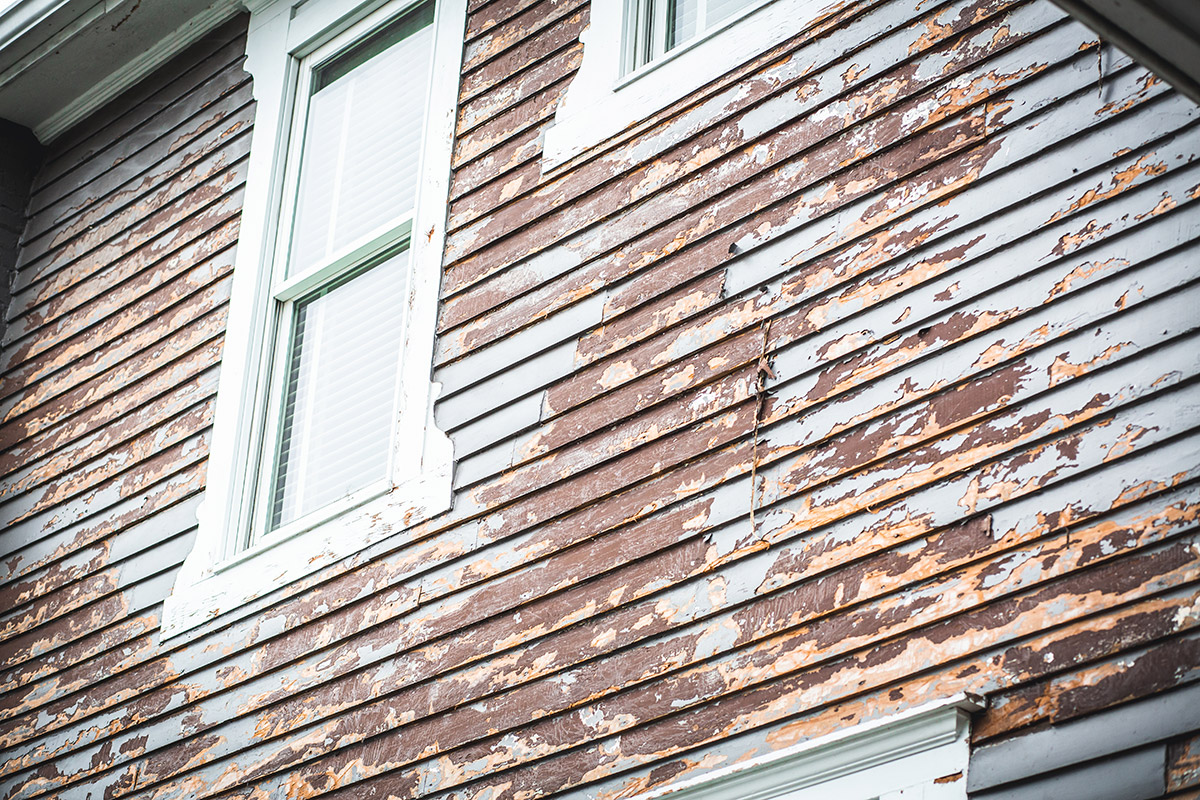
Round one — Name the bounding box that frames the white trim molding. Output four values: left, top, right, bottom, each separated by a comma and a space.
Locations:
541, 0, 826, 171
162, 0, 463, 639
639, 695, 984, 800
0, 0, 242, 142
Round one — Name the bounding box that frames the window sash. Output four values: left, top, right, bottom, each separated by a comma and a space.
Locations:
624, 0, 761, 73
245, 0, 434, 547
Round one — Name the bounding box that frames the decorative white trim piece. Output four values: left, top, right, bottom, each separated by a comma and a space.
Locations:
162, 0, 464, 639
541, 0, 825, 171
638, 695, 984, 800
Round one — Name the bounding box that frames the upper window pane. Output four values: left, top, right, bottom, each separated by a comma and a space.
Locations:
628, 0, 755, 71
288, 0, 434, 276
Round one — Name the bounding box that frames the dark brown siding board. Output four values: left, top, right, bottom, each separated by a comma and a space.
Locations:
0, 50, 248, 763
459, 5, 586, 105
0, 430, 209, 559
457, 41, 585, 136
0, 366, 222, 502
452, 77, 571, 168
581, 588, 1200, 800
3, 183, 243, 347
465, 0, 561, 39
448, 120, 547, 200
307, 547, 1200, 800
0, 532, 193, 647
0, 331, 224, 501
0, 236, 235, 396
456, 260, 1200, 513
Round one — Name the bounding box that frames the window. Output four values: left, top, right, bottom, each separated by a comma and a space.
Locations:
163, 0, 462, 638
255, 1, 434, 544
542, 0, 820, 170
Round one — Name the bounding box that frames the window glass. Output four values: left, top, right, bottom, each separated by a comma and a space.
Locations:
260, 0, 434, 539
288, 1, 434, 277
269, 248, 410, 529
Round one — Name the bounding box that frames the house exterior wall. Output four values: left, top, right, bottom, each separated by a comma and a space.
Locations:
1, 0, 1198, 799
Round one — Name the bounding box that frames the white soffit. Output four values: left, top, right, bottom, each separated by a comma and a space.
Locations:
0, 0, 241, 142
1051, 0, 1200, 105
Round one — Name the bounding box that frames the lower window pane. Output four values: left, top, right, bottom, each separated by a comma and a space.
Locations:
268, 248, 410, 531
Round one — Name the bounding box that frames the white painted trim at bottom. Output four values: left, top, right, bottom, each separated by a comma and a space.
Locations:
638, 695, 984, 800
34, 0, 242, 142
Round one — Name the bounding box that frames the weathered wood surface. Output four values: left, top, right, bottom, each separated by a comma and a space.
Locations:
1, 0, 1198, 798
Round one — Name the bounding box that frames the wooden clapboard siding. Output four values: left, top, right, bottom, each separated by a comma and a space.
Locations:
0, 13, 250, 791
0, 0, 1198, 798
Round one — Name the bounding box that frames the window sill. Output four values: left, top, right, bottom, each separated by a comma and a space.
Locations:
161, 400, 452, 641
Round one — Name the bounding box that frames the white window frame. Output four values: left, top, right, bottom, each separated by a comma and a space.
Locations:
162, 0, 463, 639
636, 695, 982, 800
541, 0, 824, 171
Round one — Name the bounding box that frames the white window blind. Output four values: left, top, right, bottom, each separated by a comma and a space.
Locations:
288, 3, 433, 276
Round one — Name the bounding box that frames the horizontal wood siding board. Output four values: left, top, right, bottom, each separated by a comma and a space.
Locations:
435, 89, 1197, 439
11, 314, 1200, 796
23, 59, 253, 236
444, 0, 1040, 261
291, 549, 1200, 800
20, 82, 254, 253
0, 43, 247, 795
0, 282, 231, 446
435, 42, 1137, 380
11, 422, 1200, 796
440, 0, 1033, 287
9, 140, 251, 300
972, 634, 1200, 744
0, 213, 240, 375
